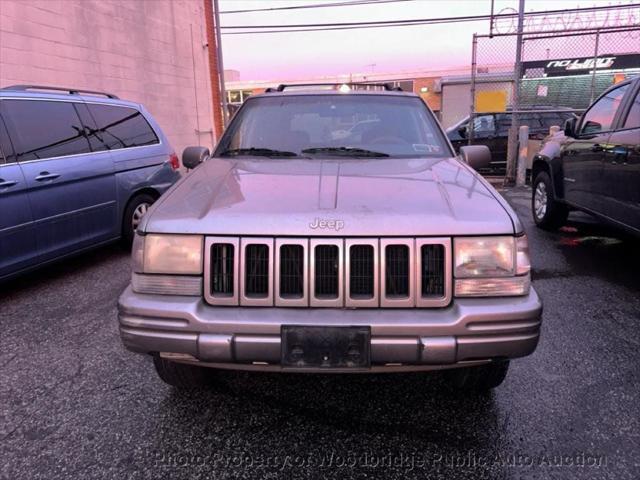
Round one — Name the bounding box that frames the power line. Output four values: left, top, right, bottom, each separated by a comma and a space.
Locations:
219, 0, 414, 15
220, 3, 640, 33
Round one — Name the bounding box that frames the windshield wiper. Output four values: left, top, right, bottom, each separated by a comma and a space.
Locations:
219, 147, 298, 157
301, 147, 389, 157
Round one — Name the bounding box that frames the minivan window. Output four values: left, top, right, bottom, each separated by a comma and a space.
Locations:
87, 104, 159, 150
0, 116, 13, 164
580, 83, 630, 135
0, 99, 92, 162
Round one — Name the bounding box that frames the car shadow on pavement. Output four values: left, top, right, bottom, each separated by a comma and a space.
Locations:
165, 370, 500, 447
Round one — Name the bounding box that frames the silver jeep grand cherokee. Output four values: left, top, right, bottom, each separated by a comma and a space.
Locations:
118, 84, 541, 390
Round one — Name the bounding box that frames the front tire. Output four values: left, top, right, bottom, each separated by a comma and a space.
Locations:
153, 355, 215, 389
444, 360, 510, 390
532, 171, 568, 230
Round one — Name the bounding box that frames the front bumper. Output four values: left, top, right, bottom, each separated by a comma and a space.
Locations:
117, 286, 542, 372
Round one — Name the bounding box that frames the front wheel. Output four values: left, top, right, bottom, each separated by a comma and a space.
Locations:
532, 171, 568, 230
444, 360, 510, 390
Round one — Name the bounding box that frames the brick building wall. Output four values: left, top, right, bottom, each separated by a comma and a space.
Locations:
0, 0, 216, 158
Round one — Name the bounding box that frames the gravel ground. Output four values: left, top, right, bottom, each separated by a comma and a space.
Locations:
1, 187, 639, 480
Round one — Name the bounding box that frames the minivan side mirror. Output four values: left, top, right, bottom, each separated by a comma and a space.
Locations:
564, 117, 577, 138
182, 146, 210, 170
459, 145, 492, 170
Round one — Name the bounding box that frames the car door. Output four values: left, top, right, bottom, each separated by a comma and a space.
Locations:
0, 98, 117, 262
563, 82, 632, 213
0, 112, 38, 278
602, 81, 640, 229
470, 114, 501, 170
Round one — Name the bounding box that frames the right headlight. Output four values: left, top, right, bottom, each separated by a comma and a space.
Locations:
131, 233, 203, 296
454, 235, 531, 297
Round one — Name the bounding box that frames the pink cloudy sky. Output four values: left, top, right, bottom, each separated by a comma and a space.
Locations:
218, 0, 638, 81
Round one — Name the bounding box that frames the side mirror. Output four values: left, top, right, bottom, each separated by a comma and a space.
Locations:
457, 125, 467, 138
182, 146, 210, 170
563, 117, 577, 138
459, 145, 492, 170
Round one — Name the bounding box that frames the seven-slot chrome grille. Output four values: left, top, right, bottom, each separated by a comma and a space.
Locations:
203, 237, 451, 308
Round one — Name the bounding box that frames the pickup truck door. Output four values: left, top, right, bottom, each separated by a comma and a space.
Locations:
563, 82, 631, 213
0, 114, 38, 277
602, 84, 640, 230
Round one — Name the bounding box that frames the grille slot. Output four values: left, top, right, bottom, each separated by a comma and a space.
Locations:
211, 243, 235, 296
314, 245, 339, 298
279, 244, 304, 298
349, 245, 374, 298
385, 245, 410, 297
420, 244, 445, 297
244, 244, 269, 298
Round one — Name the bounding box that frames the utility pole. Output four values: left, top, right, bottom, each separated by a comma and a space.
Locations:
213, 0, 229, 125
203, 0, 225, 140
505, 0, 525, 185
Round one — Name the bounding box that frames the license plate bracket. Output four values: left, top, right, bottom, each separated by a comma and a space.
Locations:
281, 326, 371, 369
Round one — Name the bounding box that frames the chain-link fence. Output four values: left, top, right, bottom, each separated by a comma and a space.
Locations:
468, 23, 640, 181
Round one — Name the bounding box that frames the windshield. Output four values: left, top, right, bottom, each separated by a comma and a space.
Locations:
216, 94, 450, 158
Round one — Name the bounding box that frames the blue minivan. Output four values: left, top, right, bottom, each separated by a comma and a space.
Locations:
0, 85, 181, 280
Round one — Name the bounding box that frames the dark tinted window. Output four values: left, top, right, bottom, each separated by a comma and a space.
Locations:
539, 112, 574, 129
623, 90, 640, 129
496, 114, 512, 135
0, 115, 14, 164
517, 114, 542, 130
0, 100, 92, 161
580, 83, 630, 135
87, 104, 158, 150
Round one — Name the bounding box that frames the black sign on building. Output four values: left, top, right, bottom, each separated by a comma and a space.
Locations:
522, 53, 640, 78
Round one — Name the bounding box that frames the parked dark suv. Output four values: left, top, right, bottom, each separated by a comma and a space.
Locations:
531, 76, 639, 235
447, 108, 576, 173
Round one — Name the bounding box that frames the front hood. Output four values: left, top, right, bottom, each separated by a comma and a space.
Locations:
141, 157, 516, 236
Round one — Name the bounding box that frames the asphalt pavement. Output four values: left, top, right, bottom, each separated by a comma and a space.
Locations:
1, 186, 639, 480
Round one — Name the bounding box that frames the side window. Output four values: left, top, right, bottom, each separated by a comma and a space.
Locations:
87, 104, 159, 150
519, 114, 542, 130
539, 112, 572, 129
472, 114, 495, 135
0, 100, 92, 161
580, 83, 630, 135
0, 114, 15, 165
623, 89, 640, 129
495, 114, 512, 136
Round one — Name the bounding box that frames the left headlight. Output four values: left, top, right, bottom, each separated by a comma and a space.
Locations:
131, 233, 203, 295
454, 235, 531, 297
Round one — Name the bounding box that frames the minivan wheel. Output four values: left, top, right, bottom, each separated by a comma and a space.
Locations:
122, 193, 156, 246
153, 355, 215, 389
444, 360, 510, 391
532, 171, 568, 230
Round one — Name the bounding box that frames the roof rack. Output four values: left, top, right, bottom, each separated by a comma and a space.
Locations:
1, 85, 119, 99
264, 82, 403, 93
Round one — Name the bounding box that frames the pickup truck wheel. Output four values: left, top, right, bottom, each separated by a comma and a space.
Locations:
444, 360, 510, 391
532, 172, 568, 230
122, 193, 156, 247
152, 355, 215, 389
